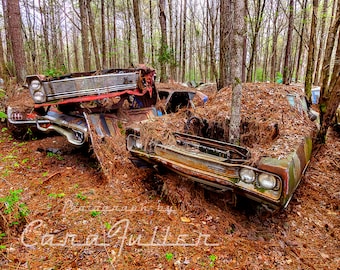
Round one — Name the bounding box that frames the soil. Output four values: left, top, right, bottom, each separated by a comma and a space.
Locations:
0, 83, 339, 269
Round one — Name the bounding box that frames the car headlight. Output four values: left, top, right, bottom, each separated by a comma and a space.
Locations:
239, 168, 256, 183
127, 134, 143, 151
30, 80, 41, 90
135, 138, 143, 149
258, 173, 277, 190
33, 90, 46, 103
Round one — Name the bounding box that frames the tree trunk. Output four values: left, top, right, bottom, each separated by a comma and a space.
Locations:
317, 42, 340, 143
218, 0, 231, 90
207, 0, 218, 83
0, 30, 5, 78
168, 0, 176, 82
229, 0, 245, 144
79, 0, 90, 71
305, 0, 318, 103
270, 1, 280, 82
6, 0, 26, 83
132, 0, 145, 64
242, 0, 248, 83
318, 0, 340, 143
314, 0, 329, 86
101, 0, 107, 69
86, 0, 101, 70
149, 0, 155, 67
246, 0, 266, 82
159, 0, 168, 83
283, 0, 294, 85
72, 25, 80, 71
181, 0, 187, 82
295, 0, 308, 82
320, 0, 340, 95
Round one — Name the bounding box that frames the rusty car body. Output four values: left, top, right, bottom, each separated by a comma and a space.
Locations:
126, 87, 318, 210
7, 66, 201, 146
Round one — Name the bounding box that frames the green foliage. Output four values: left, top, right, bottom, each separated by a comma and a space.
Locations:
165, 252, 174, 261
0, 189, 29, 222
320, 103, 327, 113
48, 193, 65, 199
104, 222, 112, 230
0, 232, 6, 250
0, 111, 7, 119
158, 45, 175, 65
276, 72, 283, 83
0, 89, 6, 99
255, 68, 268, 82
47, 151, 63, 160
76, 192, 87, 201
21, 158, 29, 164
43, 66, 66, 78
90, 211, 101, 217
209, 254, 217, 267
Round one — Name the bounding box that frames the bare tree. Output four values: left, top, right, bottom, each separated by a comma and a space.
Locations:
283, 0, 294, 85
207, 0, 218, 83
317, 39, 340, 143
218, 0, 232, 89
79, 0, 90, 70
5, 0, 26, 83
101, 0, 107, 69
305, 0, 318, 102
159, 0, 168, 83
270, 1, 280, 82
86, 0, 101, 70
132, 0, 145, 63
246, 0, 266, 82
181, 0, 187, 82
229, 0, 245, 144
295, 0, 308, 82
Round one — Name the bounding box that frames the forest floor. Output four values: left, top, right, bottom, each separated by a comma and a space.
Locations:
0, 83, 339, 269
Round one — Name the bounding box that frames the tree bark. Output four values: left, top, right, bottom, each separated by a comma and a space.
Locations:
207, 0, 218, 83
149, 0, 155, 67
242, 0, 248, 82
132, 0, 145, 64
159, 0, 168, 83
79, 0, 90, 71
229, 0, 245, 144
270, 1, 280, 82
283, 0, 294, 85
319, 0, 340, 95
246, 0, 266, 82
295, 0, 308, 82
314, 0, 329, 86
317, 42, 340, 143
305, 0, 318, 102
6, 0, 26, 83
101, 0, 107, 69
218, 0, 231, 90
86, 0, 101, 70
181, 0, 187, 82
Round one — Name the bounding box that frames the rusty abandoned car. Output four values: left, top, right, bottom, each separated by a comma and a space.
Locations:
7, 66, 201, 145
126, 84, 319, 211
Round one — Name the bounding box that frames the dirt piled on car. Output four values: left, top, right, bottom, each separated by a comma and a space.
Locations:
134, 83, 317, 163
